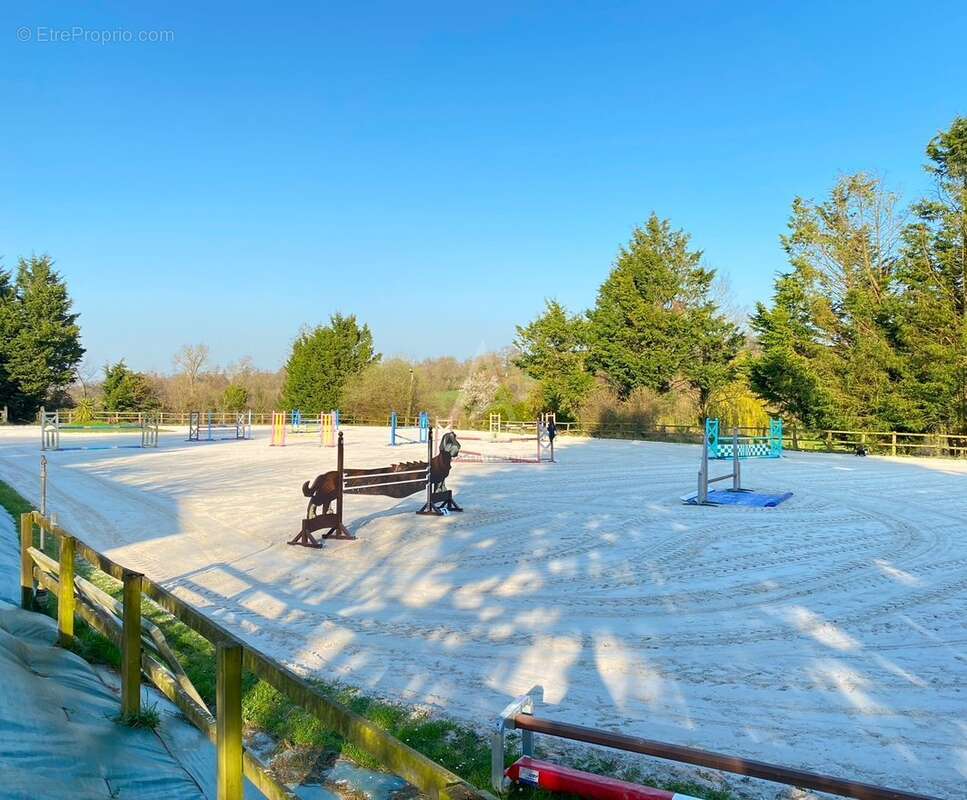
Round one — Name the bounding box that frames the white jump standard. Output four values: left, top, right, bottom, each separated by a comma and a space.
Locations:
40, 408, 159, 451
456, 414, 556, 464
187, 411, 252, 442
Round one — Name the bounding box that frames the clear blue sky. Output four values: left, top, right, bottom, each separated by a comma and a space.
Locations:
2, 2, 964, 373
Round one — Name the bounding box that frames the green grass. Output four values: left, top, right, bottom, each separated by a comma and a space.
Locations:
1, 479, 736, 799
116, 701, 162, 731
0, 482, 32, 519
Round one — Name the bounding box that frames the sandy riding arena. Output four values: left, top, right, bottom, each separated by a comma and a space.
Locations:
1, 425, 963, 796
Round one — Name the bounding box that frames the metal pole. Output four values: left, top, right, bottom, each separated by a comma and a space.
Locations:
406, 369, 414, 422
698, 428, 710, 504
425, 426, 434, 511
40, 456, 48, 550
336, 431, 344, 527
732, 427, 740, 491
510, 713, 937, 800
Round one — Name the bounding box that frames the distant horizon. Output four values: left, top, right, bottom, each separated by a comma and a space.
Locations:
3, 1, 963, 373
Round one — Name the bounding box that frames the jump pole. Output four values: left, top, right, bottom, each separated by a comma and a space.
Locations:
495, 694, 938, 800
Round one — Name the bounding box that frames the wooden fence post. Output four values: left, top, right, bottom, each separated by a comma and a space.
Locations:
891, 431, 897, 457
791, 423, 799, 450
58, 535, 75, 647
216, 642, 244, 800
121, 571, 143, 717
20, 513, 33, 609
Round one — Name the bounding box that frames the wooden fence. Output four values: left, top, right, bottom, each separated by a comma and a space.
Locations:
48, 409, 967, 459
18, 511, 488, 800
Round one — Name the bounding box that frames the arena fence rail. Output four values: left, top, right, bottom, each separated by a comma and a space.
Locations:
44, 408, 967, 459
19, 510, 488, 800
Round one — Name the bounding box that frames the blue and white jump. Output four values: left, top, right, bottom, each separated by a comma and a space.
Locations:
390, 411, 429, 446
683, 418, 791, 507
706, 418, 782, 459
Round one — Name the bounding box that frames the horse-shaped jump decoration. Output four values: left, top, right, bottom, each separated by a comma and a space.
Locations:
289, 429, 463, 548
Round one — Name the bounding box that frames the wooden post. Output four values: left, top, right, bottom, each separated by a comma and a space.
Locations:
121, 570, 143, 717
58, 535, 76, 646
792, 423, 799, 450
891, 431, 897, 457
20, 513, 33, 610
216, 642, 244, 800
335, 431, 344, 524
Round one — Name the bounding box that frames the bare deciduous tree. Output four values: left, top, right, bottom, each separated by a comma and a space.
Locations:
173, 343, 210, 404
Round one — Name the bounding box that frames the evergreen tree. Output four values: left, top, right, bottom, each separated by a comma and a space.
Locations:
897, 118, 967, 432
0, 255, 84, 421
586, 215, 741, 411
102, 361, 159, 411
683, 305, 744, 422
222, 383, 249, 412
280, 314, 379, 413
0, 270, 17, 415
514, 300, 594, 419
749, 175, 905, 429
748, 273, 840, 427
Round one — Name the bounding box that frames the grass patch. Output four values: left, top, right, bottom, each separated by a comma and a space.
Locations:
0, 482, 33, 520
117, 701, 161, 731
1, 479, 736, 799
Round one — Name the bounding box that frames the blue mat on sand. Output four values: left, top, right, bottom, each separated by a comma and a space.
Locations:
682, 490, 793, 507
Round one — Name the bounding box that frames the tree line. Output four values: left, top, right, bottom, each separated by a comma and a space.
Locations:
514, 117, 967, 434
3, 118, 965, 435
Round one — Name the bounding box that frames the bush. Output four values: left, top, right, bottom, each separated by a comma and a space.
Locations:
73, 396, 97, 424
579, 383, 688, 435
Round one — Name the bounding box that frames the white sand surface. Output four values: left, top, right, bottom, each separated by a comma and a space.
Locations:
0, 424, 963, 797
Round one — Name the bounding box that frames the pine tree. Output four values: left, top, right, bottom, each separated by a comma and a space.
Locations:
749, 175, 905, 429
897, 117, 967, 432
280, 314, 379, 414
102, 361, 159, 411
0, 255, 84, 421
222, 384, 249, 412
586, 214, 741, 412
514, 300, 593, 419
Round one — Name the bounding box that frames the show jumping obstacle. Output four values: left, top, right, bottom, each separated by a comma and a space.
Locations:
40, 408, 159, 451
693, 426, 746, 504
456, 413, 556, 464
270, 411, 287, 446
289, 427, 463, 548
272, 410, 338, 447
684, 420, 792, 507
493, 694, 937, 800
389, 410, 429, 446
187, 411, 252, 442
706, 417, 782, 459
